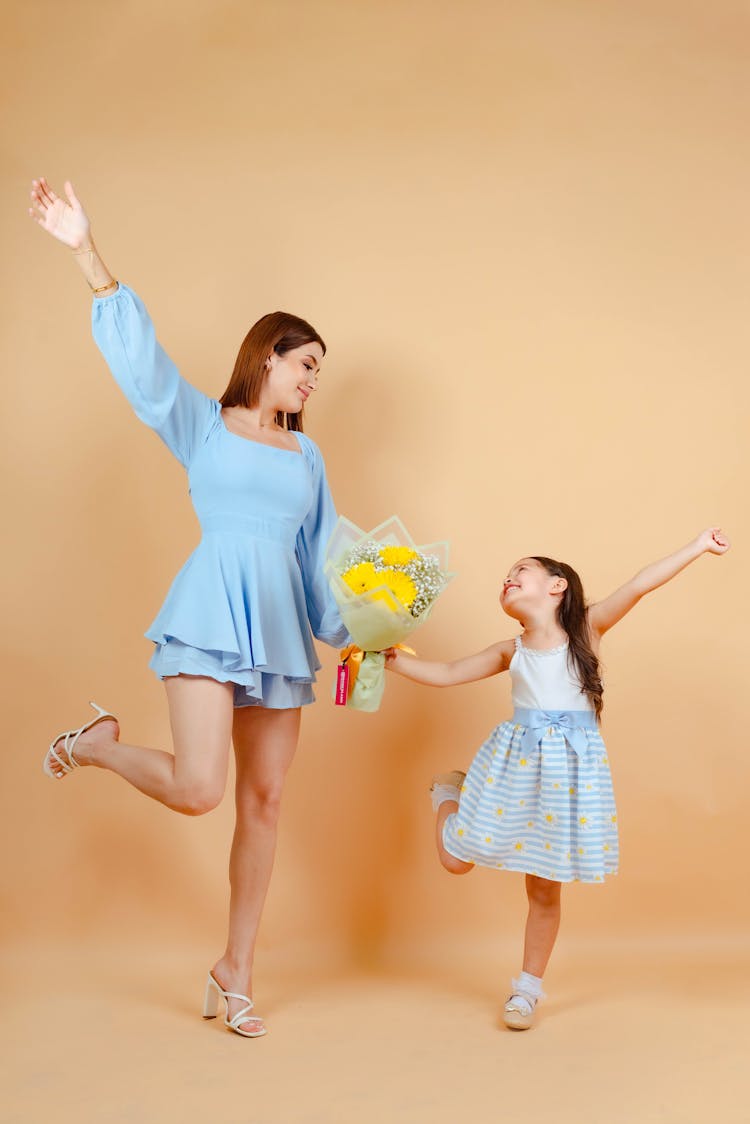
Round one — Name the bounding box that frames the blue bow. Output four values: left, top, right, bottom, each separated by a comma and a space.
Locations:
513, 709, 596, 761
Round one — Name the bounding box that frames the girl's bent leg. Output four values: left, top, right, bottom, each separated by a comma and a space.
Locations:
436, 801, 474, 875
522, 874, 562, 977
51, 676, 235, 814
212, 705, 301, 1031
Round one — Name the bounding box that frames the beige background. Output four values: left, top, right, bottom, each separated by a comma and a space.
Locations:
2, 1, 748, 1121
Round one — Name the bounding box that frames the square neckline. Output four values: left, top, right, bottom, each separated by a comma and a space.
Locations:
218, 411, 303, 455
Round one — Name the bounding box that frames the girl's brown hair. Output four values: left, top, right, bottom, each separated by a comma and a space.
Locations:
220, 311, 326, 432
531, 556, 604, 718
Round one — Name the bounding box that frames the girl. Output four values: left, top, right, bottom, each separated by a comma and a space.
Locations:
385, 528, 730, 1030
30, 177, 350, 1039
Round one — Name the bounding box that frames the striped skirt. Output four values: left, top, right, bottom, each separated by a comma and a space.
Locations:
442, 709, 619, 883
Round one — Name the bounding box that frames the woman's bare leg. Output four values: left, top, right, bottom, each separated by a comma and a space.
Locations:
45, 676, 235, 815
211, 705, 301, 1031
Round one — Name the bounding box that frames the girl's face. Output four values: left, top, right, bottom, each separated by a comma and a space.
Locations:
263, 341, 324, 414
500, 557, 567, 620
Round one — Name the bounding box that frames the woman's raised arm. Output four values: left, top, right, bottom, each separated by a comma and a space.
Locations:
29, 177, 117, 296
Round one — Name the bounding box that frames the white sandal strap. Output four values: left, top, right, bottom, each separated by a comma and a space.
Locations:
45, 702, 116, 775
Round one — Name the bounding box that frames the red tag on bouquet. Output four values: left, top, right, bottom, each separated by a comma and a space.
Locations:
335, 662, 350, 706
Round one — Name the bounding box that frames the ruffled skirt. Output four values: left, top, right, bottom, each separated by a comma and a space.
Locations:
442, 714, 619, 883
144, 532, 320, 709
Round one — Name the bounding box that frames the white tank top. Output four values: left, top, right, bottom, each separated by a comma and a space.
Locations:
510, 636, 594, 713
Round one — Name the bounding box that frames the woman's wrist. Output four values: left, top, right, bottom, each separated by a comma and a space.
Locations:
70, 236, 117, 295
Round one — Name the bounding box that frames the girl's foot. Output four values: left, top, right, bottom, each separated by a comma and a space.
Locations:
503, 974, 545, 1031
429, 770, 466, 811
210, 958, 266, 1037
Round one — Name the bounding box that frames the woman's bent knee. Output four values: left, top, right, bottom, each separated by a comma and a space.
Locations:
177, 781, 224, 816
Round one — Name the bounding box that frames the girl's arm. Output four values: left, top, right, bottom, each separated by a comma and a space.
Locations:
29, 177, 117, 295
385, 638, 516, 687
588, 527, 730, 638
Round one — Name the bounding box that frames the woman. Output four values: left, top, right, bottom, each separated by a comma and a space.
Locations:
30, 177, 350, 1038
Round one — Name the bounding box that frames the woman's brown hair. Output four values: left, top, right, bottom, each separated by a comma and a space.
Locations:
531, 556, 604, 718
220, 311, 326, 432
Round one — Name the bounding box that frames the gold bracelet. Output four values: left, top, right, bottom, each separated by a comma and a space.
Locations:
90, 279, 118, 295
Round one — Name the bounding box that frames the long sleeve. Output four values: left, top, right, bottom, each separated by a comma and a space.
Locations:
296, 436, 350, 647
91, 283, 218, 468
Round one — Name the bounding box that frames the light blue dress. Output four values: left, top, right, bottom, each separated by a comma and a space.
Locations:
92, 283, 349, 708
442, 638, 619, 883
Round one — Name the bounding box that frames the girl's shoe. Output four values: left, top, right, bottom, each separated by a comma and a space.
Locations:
429, 770, 466, 811
503, 978, 545, 1031
44, 701, 118, 779
202, 971, 267, 1038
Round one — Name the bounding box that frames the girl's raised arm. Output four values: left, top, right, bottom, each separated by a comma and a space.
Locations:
588, 527, 730, 638
385, 638, 515, 687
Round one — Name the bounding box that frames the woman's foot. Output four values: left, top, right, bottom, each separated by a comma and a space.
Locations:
44, 710, 120, 777
210, 958, 266, 1037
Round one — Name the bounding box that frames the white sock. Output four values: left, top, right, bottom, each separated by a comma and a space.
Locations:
507, 971, 545, 1014
430, 784, 460, 812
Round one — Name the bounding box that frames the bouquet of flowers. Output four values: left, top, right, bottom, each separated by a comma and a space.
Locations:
325, 516, 453, 712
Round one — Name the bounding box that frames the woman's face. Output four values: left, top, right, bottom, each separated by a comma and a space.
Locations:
263, 341, 324, 414
500, 557, 567, 620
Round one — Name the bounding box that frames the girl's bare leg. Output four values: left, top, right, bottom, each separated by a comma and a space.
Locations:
46, 676, 235, 815
211, 705, 301, 1030
521, 874, 562, 976
435, 800, 474, 875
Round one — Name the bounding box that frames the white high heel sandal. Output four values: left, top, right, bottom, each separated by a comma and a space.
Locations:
44, 701, 118, 779
202, 972, 267, 1038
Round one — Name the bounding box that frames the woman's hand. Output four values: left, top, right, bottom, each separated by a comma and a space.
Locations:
693, 527, 731, 556
28, 177, 91, 250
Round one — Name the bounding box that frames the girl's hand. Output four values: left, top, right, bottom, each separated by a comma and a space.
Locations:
694, 527, 731, 556
28, 177, 91, 250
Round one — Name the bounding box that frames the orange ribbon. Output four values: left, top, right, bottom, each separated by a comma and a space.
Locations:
339, 643, 416, 694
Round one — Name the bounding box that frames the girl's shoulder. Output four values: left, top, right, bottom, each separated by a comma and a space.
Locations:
495, 637, 519, 672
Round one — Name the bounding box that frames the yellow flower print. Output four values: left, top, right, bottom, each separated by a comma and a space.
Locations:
457, 828, 464, 837
603, 843, 610, 852
496, 808, 504, 816
569, 786, 576, 795
515, 841, 524, 851
611, 814, 618, 824
486, 776, 494, 784
553, 783, 560, 790
545, 842, 552, 851
577, 847, 585, 855
519, 799, 526, 806
527, 821, 534, 828
519, 758, 528, 767
485, 836, 492, 844
579, 816, 588, 827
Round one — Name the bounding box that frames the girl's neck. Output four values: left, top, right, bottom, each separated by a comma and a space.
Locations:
518, 614, 567, 650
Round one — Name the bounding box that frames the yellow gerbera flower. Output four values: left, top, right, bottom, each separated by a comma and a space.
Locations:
342, 562, 380, 594
379, 546, 418, 566
370, 569, 418, 611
